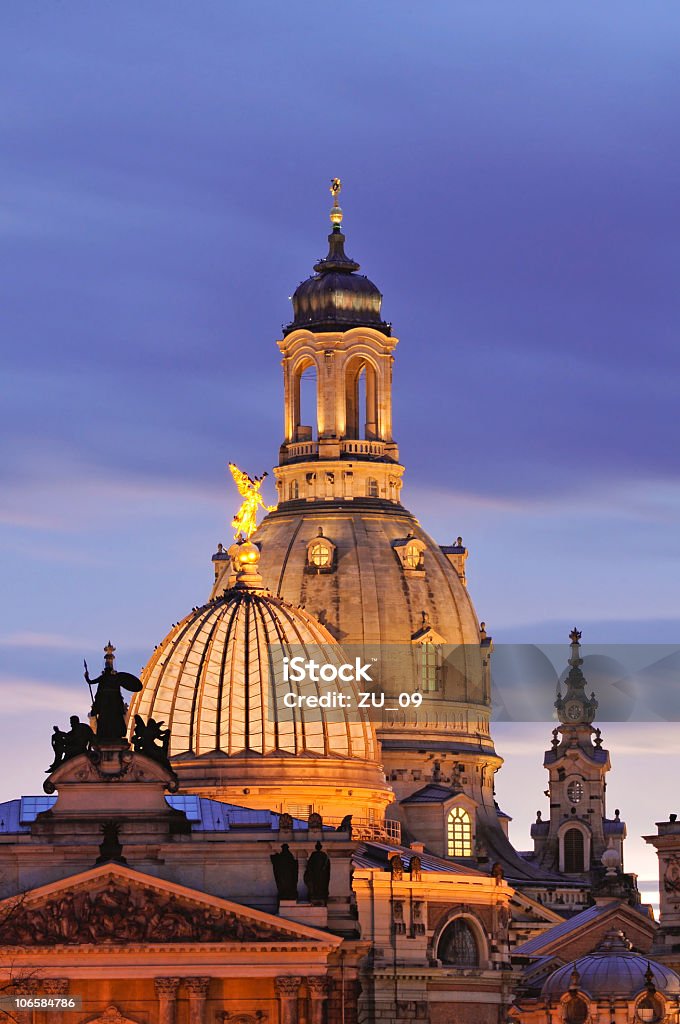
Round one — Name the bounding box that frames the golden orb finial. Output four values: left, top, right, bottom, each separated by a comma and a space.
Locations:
330, 177, 343, 227
228, 463, 277, 541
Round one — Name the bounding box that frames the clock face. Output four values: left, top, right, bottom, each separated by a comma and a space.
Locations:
566, 702, 582, 721
567, 780, 584, 804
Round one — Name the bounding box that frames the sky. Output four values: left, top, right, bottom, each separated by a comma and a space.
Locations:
2, 1, 680, 896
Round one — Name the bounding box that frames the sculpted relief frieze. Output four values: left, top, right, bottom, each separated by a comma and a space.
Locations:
0, 881, 291, 946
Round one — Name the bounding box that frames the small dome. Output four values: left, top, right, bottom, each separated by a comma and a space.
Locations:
542, 931, 680, 1000
131, 549, 393, 820
285, 226, 390, 336
134, 587, 377, 762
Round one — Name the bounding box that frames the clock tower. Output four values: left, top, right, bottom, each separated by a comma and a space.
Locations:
531, 630, 626, 878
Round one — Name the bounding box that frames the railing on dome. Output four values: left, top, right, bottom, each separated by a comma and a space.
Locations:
341, 440, 385, 457
284, 440, 387, 460
323, 815, 402, 844
286, 441, 319, 459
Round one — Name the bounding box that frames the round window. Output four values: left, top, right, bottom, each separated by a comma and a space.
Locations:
567, 780, 584, 804
309, 542, 331, 567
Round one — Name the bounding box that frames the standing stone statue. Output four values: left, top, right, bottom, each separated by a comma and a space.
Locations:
304, 841, 331, 904
270, 843, 299, 901
86, 643, 142, 742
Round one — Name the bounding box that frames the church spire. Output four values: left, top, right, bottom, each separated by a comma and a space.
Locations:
555, 628, 598, 728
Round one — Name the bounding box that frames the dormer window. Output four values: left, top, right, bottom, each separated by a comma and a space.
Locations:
393, 533, 427, 574
305, 529, 336, 574
404, 542, 423, 569
309, 541, 331, 567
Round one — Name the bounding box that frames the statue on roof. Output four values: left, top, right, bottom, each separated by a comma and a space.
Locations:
270, 843, 299, 902
228, 463, 277, 541
304, 841, 331, 903
47, 715, 95, 772
86, 643, 143, 742
132, 715, 171, 764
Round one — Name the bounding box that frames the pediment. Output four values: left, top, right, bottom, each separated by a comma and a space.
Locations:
0, 863, 340, 949
411, 625, 447, 644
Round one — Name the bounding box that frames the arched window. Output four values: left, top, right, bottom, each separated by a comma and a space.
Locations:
564, 828, 585, 872
438, 918, 479, 966
366, 478, 379, 498
447, 807, 473, 857
293, 358, 317, 441
404, 542, 423, 569
564, 995, 588, 1024
419, 643, 438, 692
345, 357, 378, 440
309, 541, 331, 567
288, 480, 299, 500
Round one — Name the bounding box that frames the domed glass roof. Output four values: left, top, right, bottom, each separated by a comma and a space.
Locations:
542, 931, 680, 999
131, 553, 379, 763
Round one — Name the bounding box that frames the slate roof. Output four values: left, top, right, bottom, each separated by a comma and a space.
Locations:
0, 795, 309, 835
354, 841, 484, 875
514, 903, 651, 957
400, 784, 459, 804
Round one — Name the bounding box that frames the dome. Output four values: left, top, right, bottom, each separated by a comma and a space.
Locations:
212, 503, 497, 762
542, 931, 680, 1000
132, 545, 393, 821
285, 225, 390, 336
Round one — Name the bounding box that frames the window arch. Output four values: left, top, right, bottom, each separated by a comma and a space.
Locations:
564, 827, 585, 872
292, 357, 317, 441
447, 807, 473, 857
563, 995, 589, 1024
437, 917, 479, 966
366, 477, 379, 498
345, 356, 378, 440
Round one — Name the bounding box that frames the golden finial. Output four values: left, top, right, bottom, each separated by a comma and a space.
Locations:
228, 463, 277, 541
330, 177, 343, 227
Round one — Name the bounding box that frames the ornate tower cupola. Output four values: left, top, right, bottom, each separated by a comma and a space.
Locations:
276, 180, 402, 506
532, 630, 627, 880
554, 628, 599, 733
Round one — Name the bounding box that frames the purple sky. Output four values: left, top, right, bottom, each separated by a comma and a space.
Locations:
2, 2, 680, 892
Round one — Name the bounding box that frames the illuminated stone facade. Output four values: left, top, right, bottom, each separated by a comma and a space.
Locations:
0, 188, 651, 1024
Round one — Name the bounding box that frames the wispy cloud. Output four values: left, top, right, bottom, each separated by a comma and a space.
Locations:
0, 632, 90, 651
0, 675, 80, 714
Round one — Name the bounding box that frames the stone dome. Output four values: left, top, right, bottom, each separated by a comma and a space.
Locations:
227, 503, 493, 746
132, 545, 393, 821
285, 225, 390, 336
542, 931, 680, 1000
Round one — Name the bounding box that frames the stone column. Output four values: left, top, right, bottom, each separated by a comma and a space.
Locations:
154, 977, 180, 1024
275, 976, 302, 1024
42, 979, 69, 1024
184, 977, 210, 1024
306, 977, 329, 1024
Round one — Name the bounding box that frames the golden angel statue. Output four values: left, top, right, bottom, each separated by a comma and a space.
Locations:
229, 463, 277, 540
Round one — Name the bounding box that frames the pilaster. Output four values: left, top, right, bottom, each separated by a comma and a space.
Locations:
154, 977, 180, 1024
275, 977, 302, 1024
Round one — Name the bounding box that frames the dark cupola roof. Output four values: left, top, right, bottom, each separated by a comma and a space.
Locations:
284, 180, 390, 336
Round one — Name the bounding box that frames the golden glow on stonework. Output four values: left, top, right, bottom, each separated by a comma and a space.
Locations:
228, 463, 277, 540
